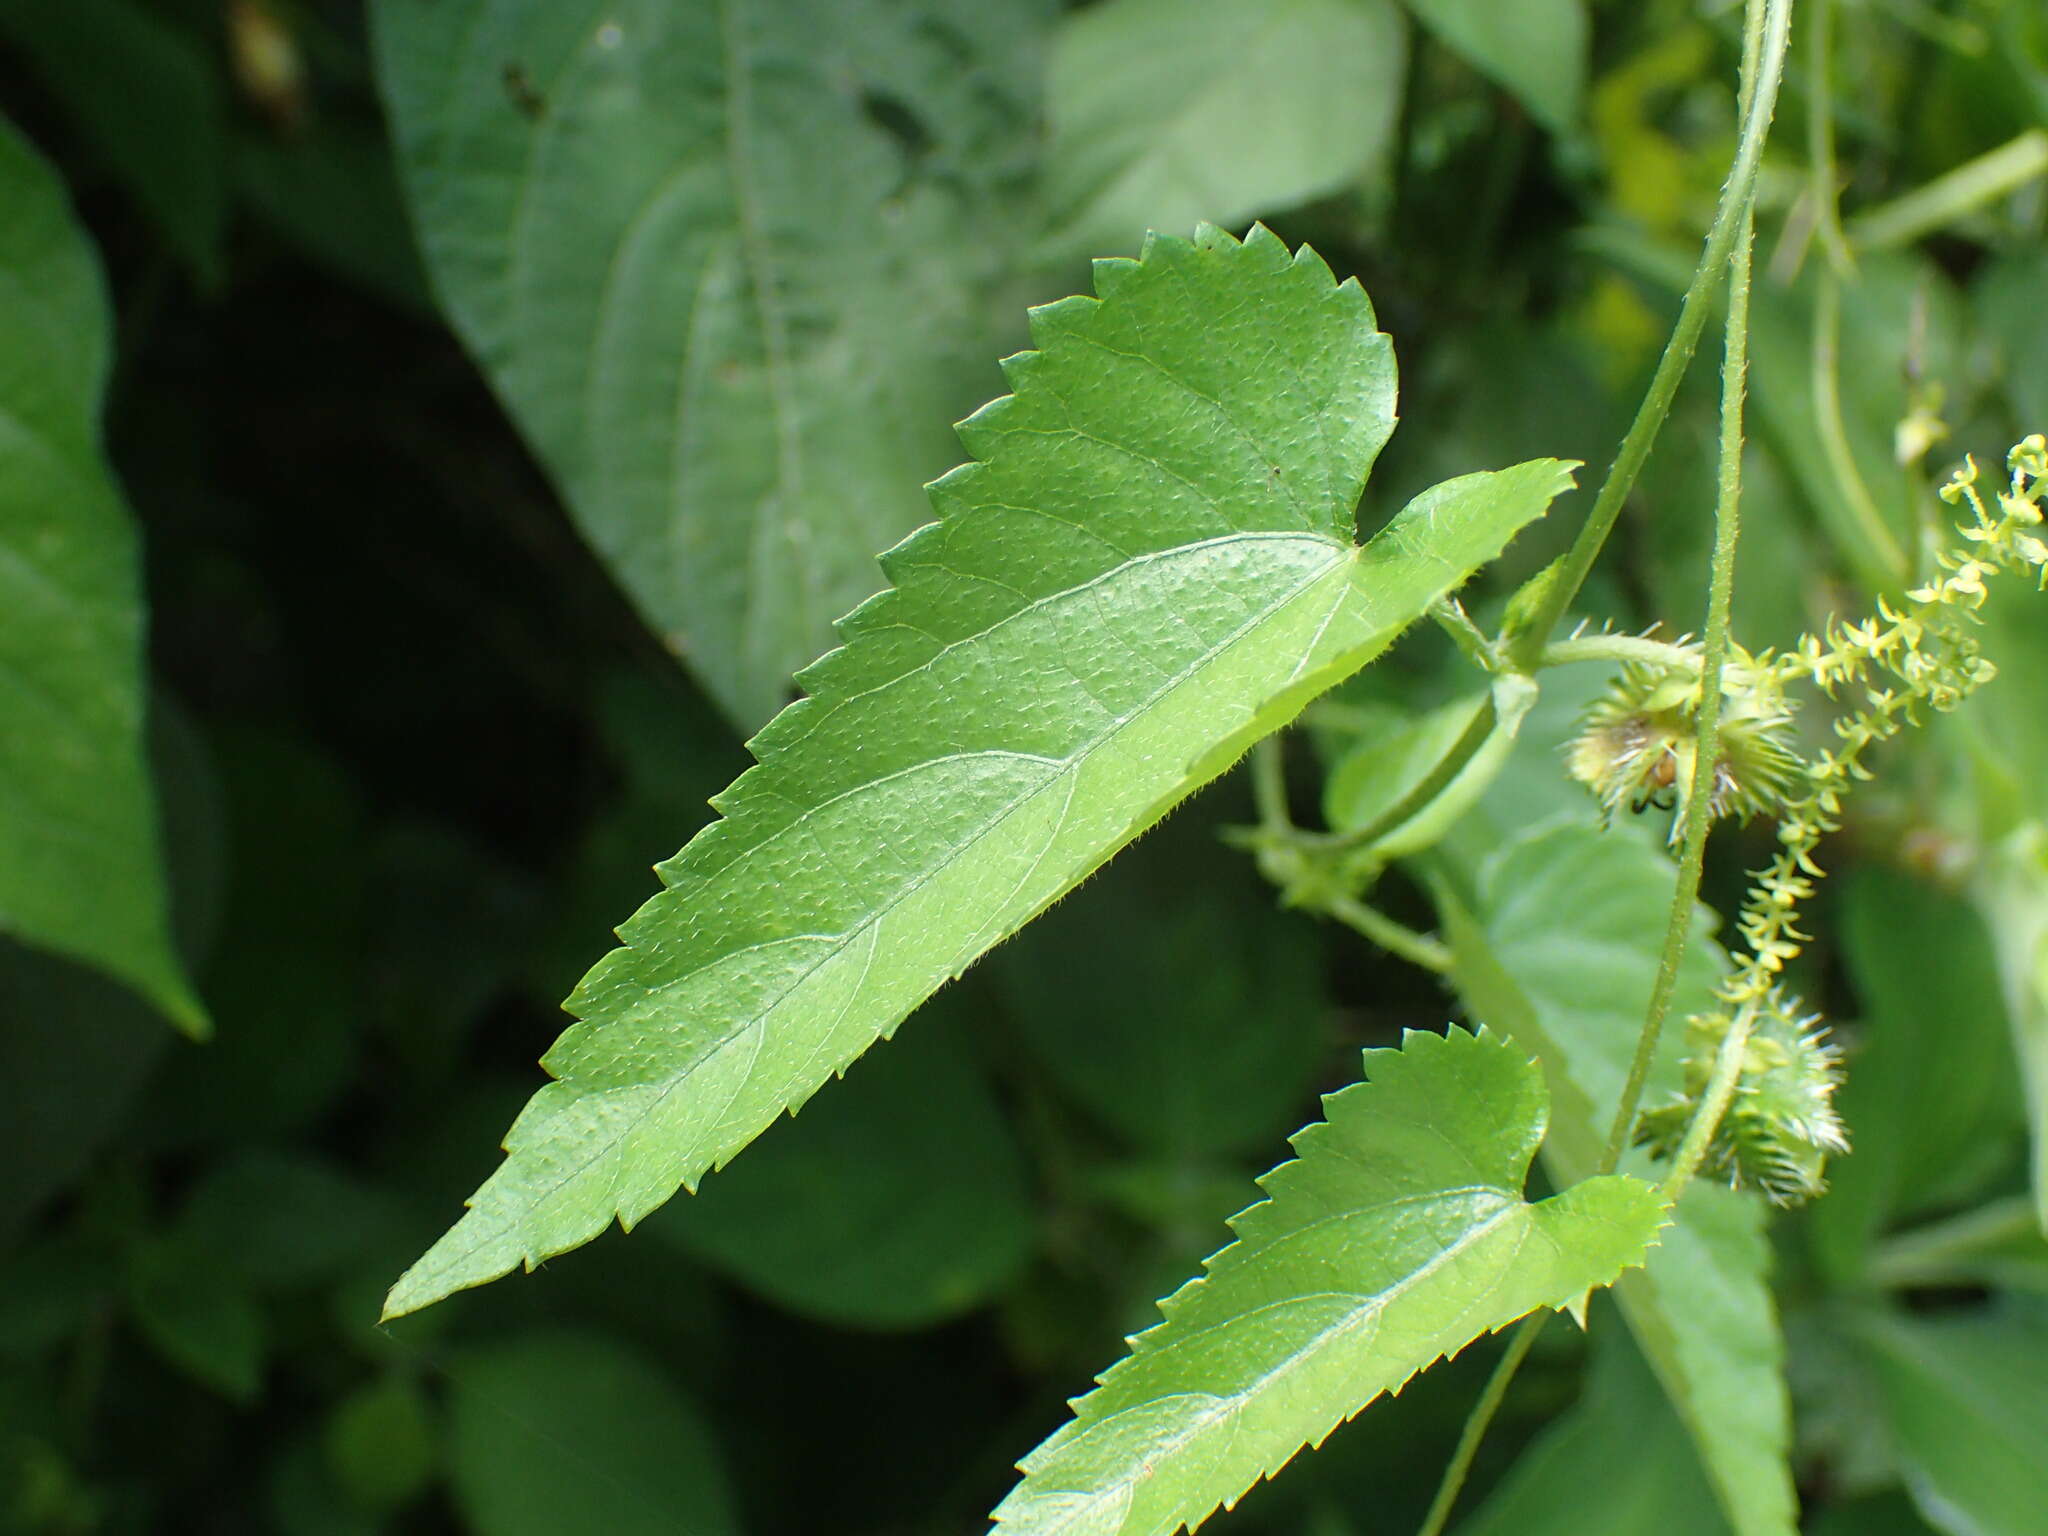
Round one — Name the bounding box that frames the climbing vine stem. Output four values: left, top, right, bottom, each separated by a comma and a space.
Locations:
1602, 198, 1758, 1175
1504, 0, 1793, 670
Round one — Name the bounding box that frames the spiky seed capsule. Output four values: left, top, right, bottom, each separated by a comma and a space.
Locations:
1634, 995, 1848, 1205
1567, 644, 1802, 842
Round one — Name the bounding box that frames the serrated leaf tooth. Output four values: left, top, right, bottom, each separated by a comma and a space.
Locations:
387, 229, 1571, 1323
993, 1030, 1664, 1535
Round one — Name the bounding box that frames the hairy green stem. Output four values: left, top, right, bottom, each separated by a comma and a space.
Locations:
1413, 1313, 1549, 1536
1539, 633, 1703, 674
1251, 736, 1292, 832
1419, 8, 1777, 1531
1600, 204, 1757, 1175
1505, 0, 1793, 670
1310, 693, 1500, 854
1327, 895, 1452, 973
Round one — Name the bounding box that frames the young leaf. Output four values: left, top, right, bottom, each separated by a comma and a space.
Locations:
371, 0, 1055, 727
384, 223, 1574, 1318
1041, 0, 1407, 258
992, 1027, 1667, 1536
0, 118, 204, 1034
1441, 822, 1799, 1536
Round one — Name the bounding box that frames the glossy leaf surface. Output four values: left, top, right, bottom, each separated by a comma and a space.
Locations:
994, 1028, 1666, 1536
384, 225, 1572, 1317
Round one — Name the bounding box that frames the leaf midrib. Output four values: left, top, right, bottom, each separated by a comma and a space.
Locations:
423, 534, 1360, 1284
1021, 1195, 1526, 1533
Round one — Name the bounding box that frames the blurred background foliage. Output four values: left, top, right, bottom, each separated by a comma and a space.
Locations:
1, 0, 2047, 1531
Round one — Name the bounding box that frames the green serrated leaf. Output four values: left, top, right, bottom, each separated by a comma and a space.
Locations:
0, 117, 204, 1035
992, 1027, 1667, 1536
1042, 0, 1407, 259
1400, 0, 1587, 132
1441, 821, 1798, 1536
372, 0, 1053, 727
384, 224, 1574, 1318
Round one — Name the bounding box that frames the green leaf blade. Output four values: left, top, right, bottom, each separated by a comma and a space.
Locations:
1441, 820, 1799, 1536
1042, 0, 1407, 258
0, 117, 203, 1035
385, 226, 1572, 1318
992, 1027, 1666, 1536
373, 0, 1056, 726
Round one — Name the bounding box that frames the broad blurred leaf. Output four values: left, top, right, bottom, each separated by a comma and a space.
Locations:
993, 1027, 1667, 1536
0, 119, 202, 1032
1977, 246, 2048, 430
1041, 0, 1406, 257
385, 226, 1571, 1317
373, 0, 1053, 726
322, 1376, 437, 1515
0, 0, 226, 286
0, 944, 166, 1247
1861, 1305, 2048, 1536
170, 1152, 399, 1292
448, 1330, 736, 1536
139, 729, 367, 1144
645, 1008, 1032, 1329
1401, 0, 1586, 132
1811, 866, 2024, 1282
125, 1238, 264, 1402
237, 126, 431, 312
1744, 257, 1968, 585
1972, 822, 2048, 1236
995, 806, 1327, 1159
1457, 1306, 1727, 1536
1443, 823, 1798, 1536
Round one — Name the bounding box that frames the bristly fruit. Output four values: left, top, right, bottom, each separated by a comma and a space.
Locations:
1635, 994, 1848, 1205
1566, 641, 1802, 841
